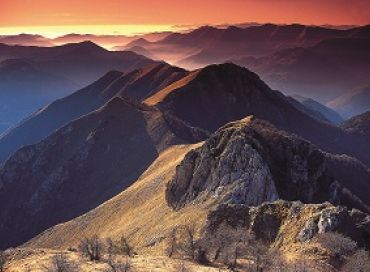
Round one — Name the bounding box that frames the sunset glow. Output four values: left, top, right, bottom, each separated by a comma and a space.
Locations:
1, 0, 369, 37
0, 25, 181, 38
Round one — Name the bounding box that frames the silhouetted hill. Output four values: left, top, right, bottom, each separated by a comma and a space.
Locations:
171, 24, 369, 68
0, 58, 78, 134
328, 85, 370, 118
0, 41, 154, 87
291, 94, 343, 124
235, 37, 370, 102
0, 34, 54, 47
0, 42, 156, 131
0, 63, 187, 162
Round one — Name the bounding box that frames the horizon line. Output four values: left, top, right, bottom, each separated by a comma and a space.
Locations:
0, 22, 365, 38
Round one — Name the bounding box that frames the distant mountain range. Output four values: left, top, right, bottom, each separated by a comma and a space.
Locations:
112, 24, 370, 108
0, 63, 185, 162
0, 32, 173, 49
236, 36, 370, 102
290, 94, 343, 124
114, 24, 369, 68
328, 85, 370, 118
2, 23, 370, 114
0, 41, 155, 132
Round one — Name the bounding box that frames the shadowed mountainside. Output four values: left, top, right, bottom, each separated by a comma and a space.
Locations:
25, 118, 370, 269
0, 97, 207, 249
146, 63, 370, 166
290, 94, 343, 124
341, 111, 370, 140
0, 41, 156, 132
0, 63, 186, 162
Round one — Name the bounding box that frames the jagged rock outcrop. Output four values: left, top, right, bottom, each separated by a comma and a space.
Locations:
166, 117, 335, 209
199, 201, 370, 256
166, 116, 370, 212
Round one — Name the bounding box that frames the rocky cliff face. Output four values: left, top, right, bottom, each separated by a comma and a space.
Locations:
199, 200, 370, 257
166, 117, 335, 210
166, 116, 370, 213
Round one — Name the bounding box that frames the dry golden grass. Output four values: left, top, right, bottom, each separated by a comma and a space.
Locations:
144, 70, 200, 106
6, 248, 226, 272
22, 142, 336, 272
27, 144, 207, 254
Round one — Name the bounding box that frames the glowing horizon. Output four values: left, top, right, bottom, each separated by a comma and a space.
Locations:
0, 24, 187, 38
1, 0, 369, 38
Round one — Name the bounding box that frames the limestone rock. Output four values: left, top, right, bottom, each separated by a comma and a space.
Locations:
166, 117, 334, 209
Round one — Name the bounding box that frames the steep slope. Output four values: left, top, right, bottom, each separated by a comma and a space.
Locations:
290, 95, 343, 124
199, 201, 370, 265
166, 117, 370, 212
26, 118, 370, 268
146, 63, 370, 166
341, 111, 370, 140
0, 97, 207, 249
0, 63, 186, 163
26, 144, 205, 250
236, 37, 370, 102
328, 85, 370, 118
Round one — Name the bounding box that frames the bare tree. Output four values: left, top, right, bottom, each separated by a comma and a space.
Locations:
315, 232, 357, 258
0, 251, 6, 272
248, 240, 274, 272
267, 248, 287, 272
174, 261, 190, 272
79, 235, 103, 261
107, 236, 134, 256
184, 224, 196, 260
106, 257, 132, 272
166, 228, 177, 258
341, 249, 370, 272
43, 254, 78, 272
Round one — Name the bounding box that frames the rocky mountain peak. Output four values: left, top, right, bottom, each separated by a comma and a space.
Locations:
166, 116, 335, 210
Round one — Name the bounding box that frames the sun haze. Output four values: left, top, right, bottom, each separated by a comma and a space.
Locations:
0, 0, 369, 37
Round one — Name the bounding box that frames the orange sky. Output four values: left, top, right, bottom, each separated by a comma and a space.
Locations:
1, 0, 369, 36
